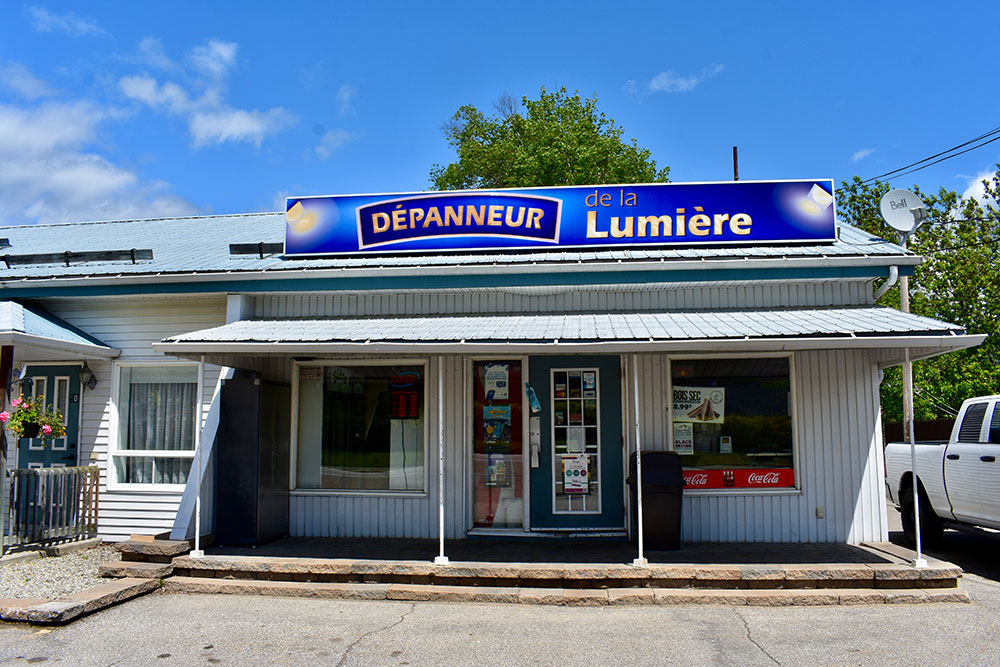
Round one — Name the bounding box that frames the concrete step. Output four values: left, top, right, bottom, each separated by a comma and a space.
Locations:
162, 576, 970, 606
170, 555, 962, 591
115, 539, 190, 563
1, 578, 160, 624
99, 561, 173, 579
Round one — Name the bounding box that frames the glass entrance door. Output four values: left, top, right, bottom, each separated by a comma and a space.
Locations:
471, 360, 524, 530
528, 356, 624, 530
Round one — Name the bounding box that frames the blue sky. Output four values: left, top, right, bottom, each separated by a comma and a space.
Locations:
1, 1, 997, 226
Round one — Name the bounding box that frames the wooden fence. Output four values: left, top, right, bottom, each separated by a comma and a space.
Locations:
3, 466, 99, 554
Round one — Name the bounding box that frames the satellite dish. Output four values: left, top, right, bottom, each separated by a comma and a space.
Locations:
880, 189, 926, 233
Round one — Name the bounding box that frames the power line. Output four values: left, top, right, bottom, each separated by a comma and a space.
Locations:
862, 125, 1000, 184
924, 236, 1000, 253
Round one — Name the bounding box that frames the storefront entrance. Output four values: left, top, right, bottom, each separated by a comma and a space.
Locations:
528, 356, 624, 531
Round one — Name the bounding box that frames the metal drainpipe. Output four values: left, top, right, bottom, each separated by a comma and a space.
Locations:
873, 266, 899, 301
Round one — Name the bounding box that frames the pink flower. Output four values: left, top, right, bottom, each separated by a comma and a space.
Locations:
42, 424, 53, 435
0, 411, 8, 423
10, 398, 21, 408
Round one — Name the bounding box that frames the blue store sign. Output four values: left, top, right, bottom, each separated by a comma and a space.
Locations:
285, 179, 836, 256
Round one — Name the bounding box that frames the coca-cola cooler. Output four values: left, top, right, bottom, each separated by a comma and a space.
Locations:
626, 451, 685, 550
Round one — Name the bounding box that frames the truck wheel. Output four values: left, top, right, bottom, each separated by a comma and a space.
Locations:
900, 485, 943, 548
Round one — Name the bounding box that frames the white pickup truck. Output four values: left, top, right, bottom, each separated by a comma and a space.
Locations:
885, 395, 1000, 546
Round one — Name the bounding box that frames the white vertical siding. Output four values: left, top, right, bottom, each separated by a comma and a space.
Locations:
289, 355, 467, 539
38, 296, 227, 542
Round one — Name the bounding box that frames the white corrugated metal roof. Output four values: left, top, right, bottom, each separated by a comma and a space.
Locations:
0, 301, 118, 359
0, 213, 914, 284
154, 307, 983, 365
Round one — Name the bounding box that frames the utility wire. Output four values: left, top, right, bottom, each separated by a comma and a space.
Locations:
863, 125, 1000, 184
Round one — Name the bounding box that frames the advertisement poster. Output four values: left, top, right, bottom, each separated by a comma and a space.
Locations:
567, 426, 586, 453
484, 363, 509, 400
682, 468, 794, 489
673, 422, 694, 455
562, 455, 589, 494
483, 405, 511, 444
583, 372, 597, 398
673, 386, 726, 424
486, 452, 511, 487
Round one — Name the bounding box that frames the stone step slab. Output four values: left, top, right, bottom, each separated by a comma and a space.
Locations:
169, 555, 961, 590
115, 539, 190, 562
99, 561, 173, 579
162, 576, 970, 606
0, 578, 159, 624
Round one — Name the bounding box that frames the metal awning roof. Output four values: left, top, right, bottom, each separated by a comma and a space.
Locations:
0, 301, 119, 360
154, 306, 983, 367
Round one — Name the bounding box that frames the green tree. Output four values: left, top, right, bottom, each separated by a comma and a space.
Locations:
430, 87, 669, 190
836, 168, 1000, 421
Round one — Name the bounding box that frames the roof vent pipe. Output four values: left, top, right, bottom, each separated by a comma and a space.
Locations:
873, 265, 899, 301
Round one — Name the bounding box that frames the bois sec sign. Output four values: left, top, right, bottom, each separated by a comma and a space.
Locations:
284, 180, 836, 256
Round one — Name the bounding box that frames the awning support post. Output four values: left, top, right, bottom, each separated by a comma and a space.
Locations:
434, 355, 449, 565
631, 354, 647, 567
190, 355, 206, 558
905, 347, 927, 568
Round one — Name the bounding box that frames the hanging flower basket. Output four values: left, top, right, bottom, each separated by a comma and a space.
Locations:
1, 395, 66, 441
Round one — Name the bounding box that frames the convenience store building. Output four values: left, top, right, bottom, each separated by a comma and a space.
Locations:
0, 180, 983, 547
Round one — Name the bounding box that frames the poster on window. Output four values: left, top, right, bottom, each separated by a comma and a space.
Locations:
567, 426, 586, 453
673, 386, 725, 424
583, 372, 597, 398
562, 454, 589, 494
484, 363, 509, 400
673, 422, 694, 454
486, 451, 511, 487
483, 405, 512, 444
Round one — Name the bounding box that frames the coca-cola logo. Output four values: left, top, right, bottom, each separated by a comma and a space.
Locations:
747, 472, 782, 485
685, 473, 709, 486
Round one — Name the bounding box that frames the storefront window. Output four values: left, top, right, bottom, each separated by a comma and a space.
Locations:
296, 364, 425, 492
670, 357, 795, 490
472, 360, 523, 529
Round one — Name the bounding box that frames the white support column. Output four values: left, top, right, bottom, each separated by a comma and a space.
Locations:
905, 347, 927, 568
631, 354, 647, 567
190, 356, 206, 558
434, 355, 449, 565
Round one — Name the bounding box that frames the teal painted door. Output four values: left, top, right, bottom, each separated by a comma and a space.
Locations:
17, 365, 80, 468
529, 356, 624, 530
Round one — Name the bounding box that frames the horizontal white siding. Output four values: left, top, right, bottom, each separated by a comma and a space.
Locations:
289, 355, 466, 538
38, 296, 227, 542
255, 281, 870, 319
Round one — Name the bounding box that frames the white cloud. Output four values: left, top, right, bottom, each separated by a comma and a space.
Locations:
26, 6, 104, 37
0, 62, 56, 101
640, 65, 724, 95
851, 148, 875, 162
189, 40, 238, 79
0, 102, 197, 225
337, 85, 357, 117
315, 129, 355, 159
136, 37, 175, 71
961, 168, 997, 207
190, 108, 293, 147
118, 39, 294, 148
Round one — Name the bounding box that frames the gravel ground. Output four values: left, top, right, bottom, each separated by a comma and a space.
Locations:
0, 544, 120, 600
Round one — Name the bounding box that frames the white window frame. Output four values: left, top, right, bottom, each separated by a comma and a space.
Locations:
108, 361, 200, 492
666, 352, 802, 496
290, 358, 430, 497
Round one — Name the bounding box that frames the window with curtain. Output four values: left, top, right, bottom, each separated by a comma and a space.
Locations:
113, 365, 198, 487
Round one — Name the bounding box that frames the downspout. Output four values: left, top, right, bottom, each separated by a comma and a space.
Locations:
873, 266, 899, 301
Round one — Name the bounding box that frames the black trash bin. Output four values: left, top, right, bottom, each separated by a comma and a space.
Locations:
626, 451, 685, 550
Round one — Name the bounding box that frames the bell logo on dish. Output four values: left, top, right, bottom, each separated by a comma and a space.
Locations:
686, 473, 709, 486
747, 472, 782, 485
